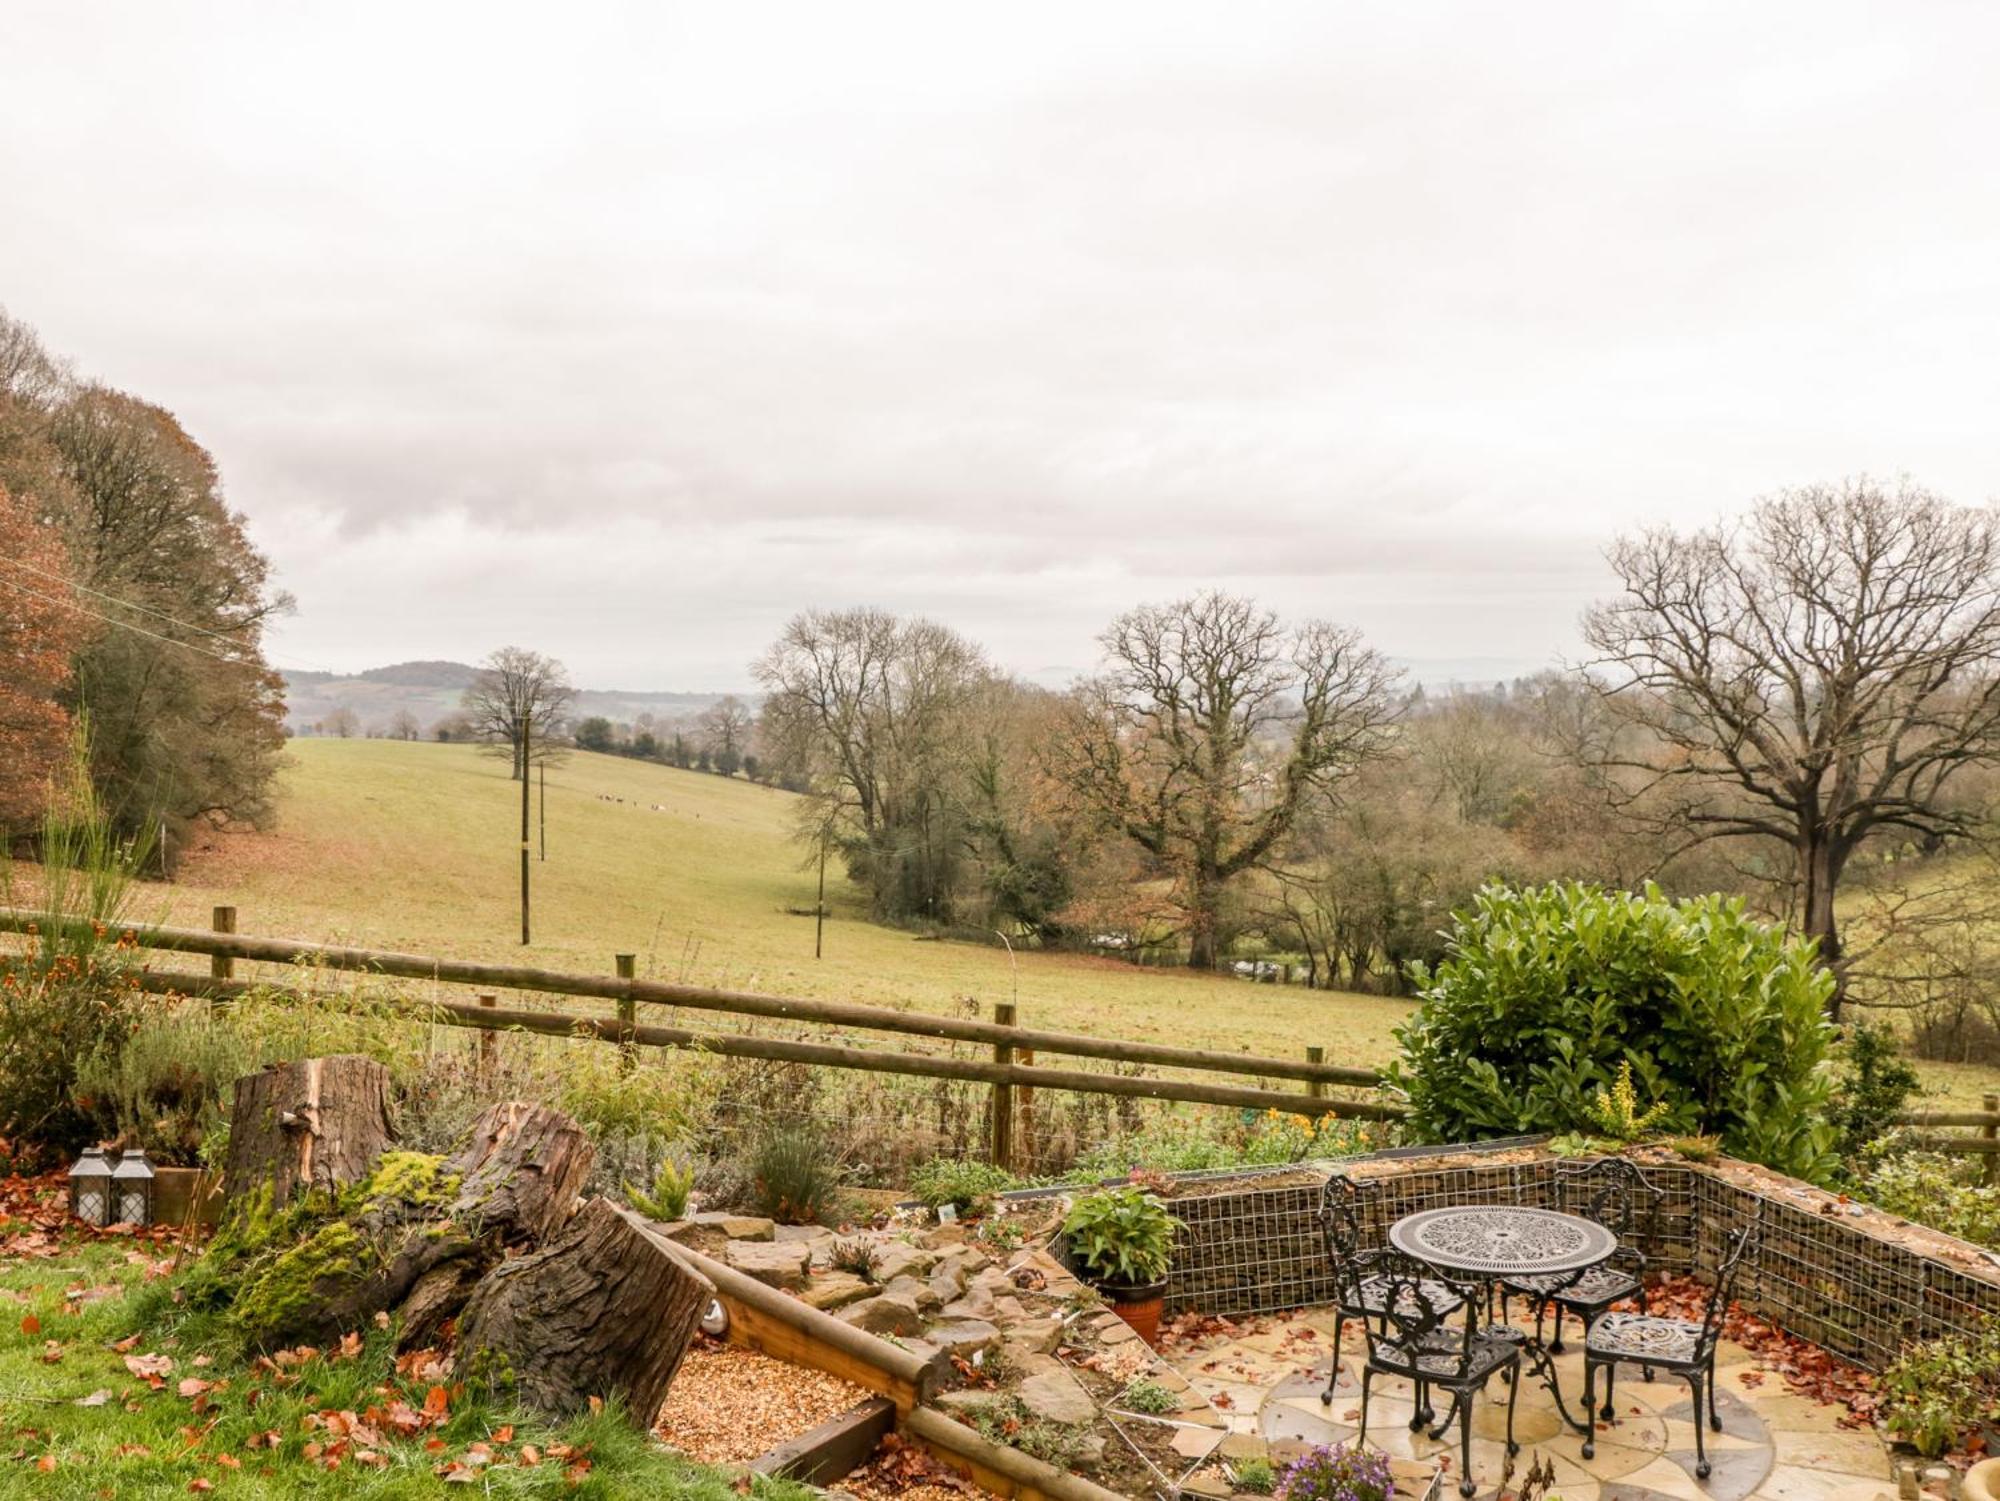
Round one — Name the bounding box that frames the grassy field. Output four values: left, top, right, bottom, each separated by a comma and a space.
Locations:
150, 740, 1411, 1075
125, 740, 2000, 1111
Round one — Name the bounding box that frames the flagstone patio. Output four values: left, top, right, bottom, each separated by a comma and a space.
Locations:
1161, 1306, 1898, 1501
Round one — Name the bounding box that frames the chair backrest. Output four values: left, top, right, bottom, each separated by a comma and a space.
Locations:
1697, 1211, 1763, 1356
1358, 1260, 1482, 1375
1319, 1172, 1384, 1270
1557, 1156, 1664, 1273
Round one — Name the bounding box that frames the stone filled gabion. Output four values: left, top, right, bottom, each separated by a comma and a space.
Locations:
1161, 1154, 2000, 1373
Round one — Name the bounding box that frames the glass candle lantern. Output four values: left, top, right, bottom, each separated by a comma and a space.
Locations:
110, 1148, 155, 1226
68, 1147, 115, 1226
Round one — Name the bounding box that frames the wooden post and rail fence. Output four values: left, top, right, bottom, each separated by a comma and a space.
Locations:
4, 906, 1995, 1180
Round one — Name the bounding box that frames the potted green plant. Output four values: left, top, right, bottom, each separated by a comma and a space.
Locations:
1061, 1185, 1181, 1346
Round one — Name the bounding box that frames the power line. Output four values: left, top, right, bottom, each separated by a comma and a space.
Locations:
0, 555, 336, 677
0, 570, 265, 670
0, 552, 270, 657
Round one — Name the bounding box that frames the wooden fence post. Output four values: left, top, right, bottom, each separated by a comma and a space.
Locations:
1306, 1046, 1327, 1108
478, 993, 497, 1084
1985, 1093, 1998, 1188
1017, 1047, 1036, 1177
616, 955, 638, 1072
210, 907, 236, 983
992, 1002, 1016, 1173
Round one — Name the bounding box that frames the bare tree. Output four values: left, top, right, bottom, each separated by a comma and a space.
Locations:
461, 647, 575, 781
1582, 478, 2000, 1014
321, 705, 359, 739
755, 608, 988, 922
1049, 592, 1402, 969
387, 708, 421, 741
698, 694, 754, 775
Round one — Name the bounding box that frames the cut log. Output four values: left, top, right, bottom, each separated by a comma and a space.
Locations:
456, 1199, 713, 1424
222, 1055, 393, 1208
445, 1100, 594, 1244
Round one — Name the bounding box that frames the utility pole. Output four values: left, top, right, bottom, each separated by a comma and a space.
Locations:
539, 760, 546, 862
815, 835, 828, 959
520, 726, 532, 946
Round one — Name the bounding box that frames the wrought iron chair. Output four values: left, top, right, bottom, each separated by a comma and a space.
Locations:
1318, 1175, 1465, 1407
1581, 1214, 1762, 1480
1499, 1156, 1663, 1357
1348, 1261, 1520, 1499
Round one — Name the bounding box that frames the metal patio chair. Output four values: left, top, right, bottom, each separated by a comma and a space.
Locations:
1498, 1155, 1663, 1358
1349, 1262, 1520, 1499
1581, 1214, 1762, 1480
1318, 1174, 1465, 1407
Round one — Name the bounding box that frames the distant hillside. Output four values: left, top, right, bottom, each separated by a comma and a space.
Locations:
280, 663, 750, 737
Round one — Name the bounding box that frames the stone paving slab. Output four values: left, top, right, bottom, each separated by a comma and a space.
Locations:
1161, 1314, 1897, 1501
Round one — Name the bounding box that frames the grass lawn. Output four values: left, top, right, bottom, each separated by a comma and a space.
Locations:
0, 1177, 810, 1499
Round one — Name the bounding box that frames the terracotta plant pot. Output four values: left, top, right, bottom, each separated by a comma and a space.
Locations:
1099, 1279, 1168, 1347
151, 1166, 223, 1230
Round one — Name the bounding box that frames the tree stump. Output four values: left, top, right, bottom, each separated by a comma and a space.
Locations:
456, 1199, 713, 1424
222, 1055, 394, 1209
446, 1100, 595, 1244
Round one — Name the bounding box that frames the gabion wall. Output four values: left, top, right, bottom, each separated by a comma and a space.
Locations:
1163, 1151, 2000, 1371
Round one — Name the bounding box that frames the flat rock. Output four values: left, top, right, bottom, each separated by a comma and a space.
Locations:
799, 1272, 876, 1311
929, 1319, 1001, 1356
937, 1388, 1006, 1414
873, 1242, 937, 1283
725, 1238, 811, 1290
1016, 1361, 1096, 1426
774, 1223, 832, 1245
1002, 1317, 1062, 1355
840, 1294, 927, 1337
698, 1212, 774, 1241
882, 1274, 942, 1313
942, 1290, 997, 1321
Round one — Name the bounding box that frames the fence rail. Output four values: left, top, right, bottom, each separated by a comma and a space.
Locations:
6, 906, 1994, 1175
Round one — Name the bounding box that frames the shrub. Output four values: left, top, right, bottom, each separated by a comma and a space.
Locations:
1878, 1322, 2000, 1457
1276, 1442, 1394, 1501
748, 1125, 843, 1224
1827, 1020, 1920, 1169
1386, 882, 1836, 1180
908, 1157, 1018, 1216
74, 1000, 253, 1164
1062, 1186, 1180, 1287
624, 1156, 696, 1222
970, 1399, 1089, 1467
1860, 1147, 2000, 1249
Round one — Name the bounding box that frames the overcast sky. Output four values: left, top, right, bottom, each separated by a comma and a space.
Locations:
4, 3, 1996, 689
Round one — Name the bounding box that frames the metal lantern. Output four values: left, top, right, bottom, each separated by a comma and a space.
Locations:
68, 1147, 115, 1226
110, 1148, 155, 1226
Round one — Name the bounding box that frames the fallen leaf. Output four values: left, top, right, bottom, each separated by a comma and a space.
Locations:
20, 1314, 39, 1336
73, 1390, 111, 1408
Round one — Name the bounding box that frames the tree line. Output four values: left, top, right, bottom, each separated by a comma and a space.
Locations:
743, 481, 2000, 1044
0, 308, 287, 865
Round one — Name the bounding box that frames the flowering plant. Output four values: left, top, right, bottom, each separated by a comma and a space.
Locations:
1276, 1443, 1394, 1501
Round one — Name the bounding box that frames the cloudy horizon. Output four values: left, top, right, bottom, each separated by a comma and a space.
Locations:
5, 1, 1997, 690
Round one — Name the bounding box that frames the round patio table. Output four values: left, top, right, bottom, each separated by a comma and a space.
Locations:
1388, 1206, 1618, 1434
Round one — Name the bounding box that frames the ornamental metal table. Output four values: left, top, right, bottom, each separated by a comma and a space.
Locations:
1388, 1205, 1618, 1435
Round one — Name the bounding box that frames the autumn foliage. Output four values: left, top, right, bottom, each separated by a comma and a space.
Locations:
0, 481, 86, 831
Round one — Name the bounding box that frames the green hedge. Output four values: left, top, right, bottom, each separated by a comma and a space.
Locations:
1384, 882, 1836, 1180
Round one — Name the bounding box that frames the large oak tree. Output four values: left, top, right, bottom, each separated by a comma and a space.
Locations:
1050, 592, 1402, 969
1583, 478, 2000, 1014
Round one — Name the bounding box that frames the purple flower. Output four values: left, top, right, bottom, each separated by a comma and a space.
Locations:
1276, 1442, 1395, 1501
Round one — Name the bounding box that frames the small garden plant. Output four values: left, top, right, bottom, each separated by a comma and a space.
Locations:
830, 1237, 883, 1282
1276, 1441, 1395, 1501
623, 1156, 695, 1221
908, 1156, 1018, 1217
1232, 1456, 1278, 1494
1878, 1321, 2000, 1458
1062, 1186, 1180, 1288
1116, 1377, 1180, 1415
